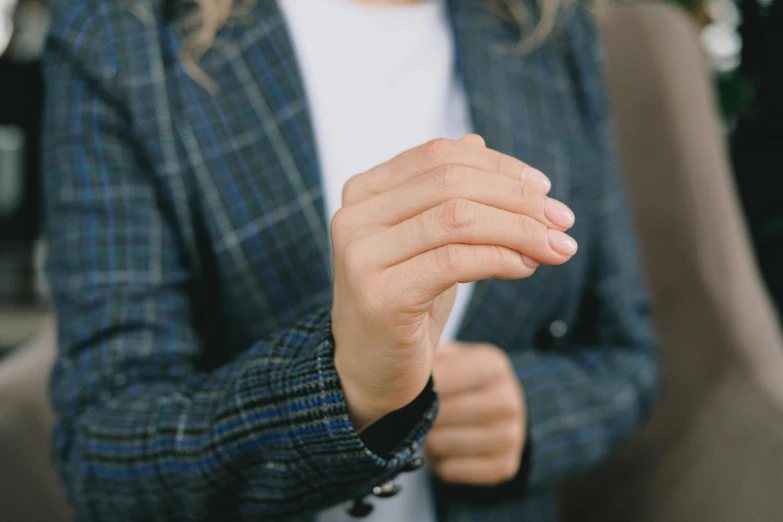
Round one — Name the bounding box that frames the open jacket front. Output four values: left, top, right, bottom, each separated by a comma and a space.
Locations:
42, 0, 657, 520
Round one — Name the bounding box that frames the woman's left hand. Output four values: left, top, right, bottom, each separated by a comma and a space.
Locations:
425, 341, 527, 486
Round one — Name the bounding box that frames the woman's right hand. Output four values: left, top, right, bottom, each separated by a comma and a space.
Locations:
330, 136, 577, 433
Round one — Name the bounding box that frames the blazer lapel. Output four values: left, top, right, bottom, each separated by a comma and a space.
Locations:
163, 0, 577, 349
166, 1, 333, 335
449, 1, 574, 350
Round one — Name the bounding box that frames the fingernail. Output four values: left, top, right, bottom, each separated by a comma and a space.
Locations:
544, 198, 575, 229
521, 167, 551, 193
521, 254, 540, 268
548, 230, 578, 256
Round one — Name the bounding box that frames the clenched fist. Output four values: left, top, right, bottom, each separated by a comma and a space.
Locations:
426, 342, 527, 486
330, 136, 576, 432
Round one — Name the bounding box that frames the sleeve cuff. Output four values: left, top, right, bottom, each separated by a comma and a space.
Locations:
238, 308, 438, 488
360, 377, 437, 457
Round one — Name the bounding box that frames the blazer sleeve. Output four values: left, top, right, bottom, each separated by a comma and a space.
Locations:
42, 3, 435, 521
510, 5, 659, 489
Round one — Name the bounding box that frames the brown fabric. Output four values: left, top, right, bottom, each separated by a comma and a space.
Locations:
562, 3, 783, 521
0, 319, 71, 522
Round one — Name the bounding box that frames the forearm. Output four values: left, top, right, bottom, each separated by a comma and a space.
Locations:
52, 308, 435, 521
511, 343, 657, 488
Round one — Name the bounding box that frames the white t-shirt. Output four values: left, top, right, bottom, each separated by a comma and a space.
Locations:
279, 0, 474, 520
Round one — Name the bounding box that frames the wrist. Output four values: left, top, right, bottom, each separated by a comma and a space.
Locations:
334, 348, 385, 433
359, 378, 437, 456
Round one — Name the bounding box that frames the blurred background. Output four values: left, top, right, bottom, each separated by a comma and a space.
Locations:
0, 1, 781, 521
0, 0, 47, 351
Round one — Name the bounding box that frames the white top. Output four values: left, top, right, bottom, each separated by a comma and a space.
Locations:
278, 0, 474, 520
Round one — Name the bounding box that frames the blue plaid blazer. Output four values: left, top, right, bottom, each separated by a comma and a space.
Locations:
42, 0, 658, 520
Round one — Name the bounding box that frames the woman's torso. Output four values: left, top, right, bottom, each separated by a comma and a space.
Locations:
87, 0, 604, 518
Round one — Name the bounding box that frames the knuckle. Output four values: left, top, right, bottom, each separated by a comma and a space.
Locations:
492, 246, 518, 273
423, 138, 453, 164
487, 149, 504, 173
482, 246, 508, 278
342, 241, 365, 272
438, 198, 474, 234
511, 180, 526, 200
508, 156, 527, 179
517, 215, 547, 242
514, 178, 535, 202
341, 175, 362, 205
330, 208, 350, 242
431, 164, 463, 193
341, 178, 355, 203
434, 244, 461, 273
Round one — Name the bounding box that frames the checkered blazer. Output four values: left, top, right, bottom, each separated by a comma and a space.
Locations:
42, 0, 658, 520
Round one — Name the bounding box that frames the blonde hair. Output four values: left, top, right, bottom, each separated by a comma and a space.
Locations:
181, 0, 563, 91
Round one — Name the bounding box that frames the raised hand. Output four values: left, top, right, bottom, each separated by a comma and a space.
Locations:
330, 136, 576, 431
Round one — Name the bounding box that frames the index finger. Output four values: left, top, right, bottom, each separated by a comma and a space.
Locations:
342, 136, 551, 206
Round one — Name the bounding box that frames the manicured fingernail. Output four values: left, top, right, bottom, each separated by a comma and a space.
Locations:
548, 230, 578, 256
521, 254, 540, 268
544, 198, 575, 229
522, 167, 551, 193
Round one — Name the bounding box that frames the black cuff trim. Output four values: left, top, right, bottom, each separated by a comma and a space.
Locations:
359, 378, 436, 457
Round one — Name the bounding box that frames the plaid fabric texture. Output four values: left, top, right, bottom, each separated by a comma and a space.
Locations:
42, 0, 658, 521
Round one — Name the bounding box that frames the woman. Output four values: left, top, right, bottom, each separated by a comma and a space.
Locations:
42, 0, 658, 520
